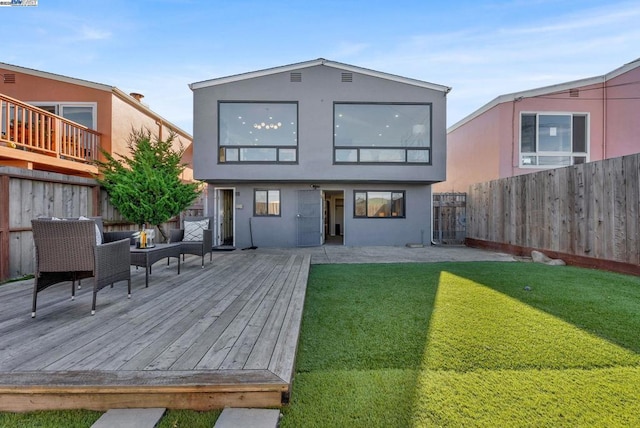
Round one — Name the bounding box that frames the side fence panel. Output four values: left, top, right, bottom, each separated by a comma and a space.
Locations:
0, 167, 203, 280
467, 153, 640, 270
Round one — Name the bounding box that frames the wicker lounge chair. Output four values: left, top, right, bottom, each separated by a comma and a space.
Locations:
169, 216, 213, 268
31, 218, 131, 317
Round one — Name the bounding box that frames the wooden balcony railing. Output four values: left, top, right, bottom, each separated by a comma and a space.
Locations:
1, 93, 100, 164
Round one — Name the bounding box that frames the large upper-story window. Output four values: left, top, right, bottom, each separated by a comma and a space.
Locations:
520, 113, 588, 168
219, 102, 298, 163
334, 103, 431, 164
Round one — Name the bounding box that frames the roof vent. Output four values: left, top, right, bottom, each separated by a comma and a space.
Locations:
569, 88, 579, 97
3, 74, 16, 84
130, 92, 144, 102
341, 72, 353, 83
290, 72, 302, 82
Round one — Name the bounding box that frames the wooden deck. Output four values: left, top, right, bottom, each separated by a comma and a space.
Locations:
0, 251, 310, 411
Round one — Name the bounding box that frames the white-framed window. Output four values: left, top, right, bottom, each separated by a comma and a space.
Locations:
520, 112, 588, 168
30, 102, 97, 129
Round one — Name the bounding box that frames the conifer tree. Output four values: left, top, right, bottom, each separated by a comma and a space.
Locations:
95, 128, 201, 241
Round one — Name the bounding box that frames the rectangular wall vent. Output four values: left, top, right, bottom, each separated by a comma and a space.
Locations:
569, 88, 579, 97
290, 72, 302, 82
341, 72, 353, 83
3, 74, 16, 84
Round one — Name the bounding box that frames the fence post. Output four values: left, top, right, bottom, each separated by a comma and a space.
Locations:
0, 174, 9, 281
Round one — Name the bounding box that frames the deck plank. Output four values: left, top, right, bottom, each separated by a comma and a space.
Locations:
244, 255, 302, 370
218, 255, 297, 370
0, 252, 310, 410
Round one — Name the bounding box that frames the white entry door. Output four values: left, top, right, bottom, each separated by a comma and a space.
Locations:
215, 188, 235, 246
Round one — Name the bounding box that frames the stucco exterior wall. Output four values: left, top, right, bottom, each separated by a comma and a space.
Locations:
107, 95, 195, 181
192, 64, 447, 184
434, 105, 503, 192
209, 182, 432, 248
604, 67, 640, 158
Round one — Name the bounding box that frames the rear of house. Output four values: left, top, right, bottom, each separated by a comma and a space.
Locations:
190, 59, 449, 248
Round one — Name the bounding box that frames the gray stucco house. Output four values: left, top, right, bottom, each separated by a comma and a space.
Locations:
189, 59, 450, 248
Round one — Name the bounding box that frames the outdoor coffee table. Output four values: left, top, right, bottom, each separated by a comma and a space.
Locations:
130, 243, 181, 287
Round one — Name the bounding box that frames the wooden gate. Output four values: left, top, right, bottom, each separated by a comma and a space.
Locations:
433, 193, 466, 245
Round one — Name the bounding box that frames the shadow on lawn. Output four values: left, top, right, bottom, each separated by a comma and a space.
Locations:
296, 264, 440, 372
442, 261, 640, 355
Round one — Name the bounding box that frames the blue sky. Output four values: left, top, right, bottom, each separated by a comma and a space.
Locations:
2, 0, 639, 133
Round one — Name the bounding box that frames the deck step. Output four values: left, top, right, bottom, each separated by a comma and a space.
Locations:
90, 408, 166, 428
214, 408, 281, 428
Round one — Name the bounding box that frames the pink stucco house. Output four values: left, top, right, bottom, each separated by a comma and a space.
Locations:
435, 57, 640, 192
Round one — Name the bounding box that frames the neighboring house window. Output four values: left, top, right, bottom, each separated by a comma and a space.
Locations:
520, 113, 588, 167
354, 191, 405, 218
254, 189, 281, 216
31, 103, 97, 129
219, 102, 298, 163
334, 103, 431, 164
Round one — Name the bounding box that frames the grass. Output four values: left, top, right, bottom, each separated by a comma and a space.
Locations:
280, 261, 640, 427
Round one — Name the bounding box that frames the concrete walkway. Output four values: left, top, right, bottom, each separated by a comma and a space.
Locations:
248, 244, 515, 265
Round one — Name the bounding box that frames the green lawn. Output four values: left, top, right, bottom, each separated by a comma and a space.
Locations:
280, 262, 640, 427
2, 261, 639, 427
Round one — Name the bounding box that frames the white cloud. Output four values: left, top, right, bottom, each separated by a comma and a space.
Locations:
78, 25, 111, 41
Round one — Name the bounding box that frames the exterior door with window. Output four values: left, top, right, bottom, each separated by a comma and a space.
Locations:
296, 189, 321, 247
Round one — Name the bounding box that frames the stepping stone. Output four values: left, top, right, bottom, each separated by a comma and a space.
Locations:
214, 408, 281, 428
91, 408, 166, 428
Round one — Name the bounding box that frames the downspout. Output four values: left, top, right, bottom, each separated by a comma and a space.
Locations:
512, 97, 523, 175
602, 78, 607, 159
430, 189, 438, 245
156, 120, 163, 140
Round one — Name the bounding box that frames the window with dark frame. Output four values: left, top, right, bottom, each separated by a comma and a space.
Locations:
520, 112, 588, 167
254, 189, 281, 216
219, 102, 298, 164
354, 191, 405, 218
334, 103, 431, 164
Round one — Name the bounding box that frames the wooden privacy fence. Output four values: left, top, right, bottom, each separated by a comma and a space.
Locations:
0, 167, 202, 281
467, 153, 640, 272
432, 193, 466, 244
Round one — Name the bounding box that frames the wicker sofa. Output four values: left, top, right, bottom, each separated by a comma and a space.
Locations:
169, 216, 213, 268
31, 218, 131, 318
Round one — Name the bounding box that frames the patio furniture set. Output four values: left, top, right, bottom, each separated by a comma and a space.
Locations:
30, 216, 213, 318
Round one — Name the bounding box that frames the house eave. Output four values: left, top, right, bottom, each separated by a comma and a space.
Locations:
0, 62, 112, 92
189, 58, 451, 94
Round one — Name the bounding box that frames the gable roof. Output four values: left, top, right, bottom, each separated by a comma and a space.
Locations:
189, 58, 452, 93
0, 62, 192, 139
448, 57, 640, 133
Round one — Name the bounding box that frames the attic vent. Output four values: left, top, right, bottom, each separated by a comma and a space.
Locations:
569, 88, 579, 97
290, 72, 302, 82
3, 74, 16, 84
341, 72, 353, 83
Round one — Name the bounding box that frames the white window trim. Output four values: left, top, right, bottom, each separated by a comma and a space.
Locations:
29, 101, 98, 130
519, 111, 589, 169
